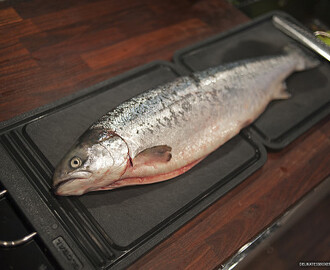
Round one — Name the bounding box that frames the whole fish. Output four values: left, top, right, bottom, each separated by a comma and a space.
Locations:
53, 45, 318, 196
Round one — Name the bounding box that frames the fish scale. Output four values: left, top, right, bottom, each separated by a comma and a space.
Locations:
53, 45, 319, 195
92, 55, 291, 160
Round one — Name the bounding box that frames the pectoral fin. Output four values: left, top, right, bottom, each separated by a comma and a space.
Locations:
133, 145, 172, 165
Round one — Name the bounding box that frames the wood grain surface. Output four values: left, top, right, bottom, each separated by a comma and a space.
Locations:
0, 0, 329, 269
0, 0, 247, 122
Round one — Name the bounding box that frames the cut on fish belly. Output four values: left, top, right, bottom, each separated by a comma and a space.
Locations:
95, 157, 205, 191
53, 44, 319, 196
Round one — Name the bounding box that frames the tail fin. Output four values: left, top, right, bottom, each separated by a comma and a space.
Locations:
284, 44, 320, 71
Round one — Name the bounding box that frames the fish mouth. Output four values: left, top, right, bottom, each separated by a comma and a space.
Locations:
53, 170, 92, 195
53, 177, 90, 195
53, 178, 79, 194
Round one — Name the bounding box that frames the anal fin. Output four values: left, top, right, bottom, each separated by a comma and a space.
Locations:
273, 82, 291, 100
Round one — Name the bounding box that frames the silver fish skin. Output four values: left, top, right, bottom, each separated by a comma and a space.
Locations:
53, 45, 319, 196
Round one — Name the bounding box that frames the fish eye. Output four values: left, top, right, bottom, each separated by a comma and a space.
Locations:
70, 157, 82, 168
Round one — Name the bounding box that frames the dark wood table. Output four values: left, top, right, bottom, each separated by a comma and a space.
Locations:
0, 1, 329, 269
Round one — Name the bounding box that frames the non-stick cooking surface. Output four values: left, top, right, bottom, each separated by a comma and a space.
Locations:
0, 60, 265, 269
25, 61, 262, 248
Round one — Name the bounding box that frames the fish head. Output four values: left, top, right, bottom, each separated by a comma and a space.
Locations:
53, 129, 130, 196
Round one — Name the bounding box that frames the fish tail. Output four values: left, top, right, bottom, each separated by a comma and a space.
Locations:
284, 44, 320, 71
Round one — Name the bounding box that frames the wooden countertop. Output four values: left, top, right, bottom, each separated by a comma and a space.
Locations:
0, 0, 329, 269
